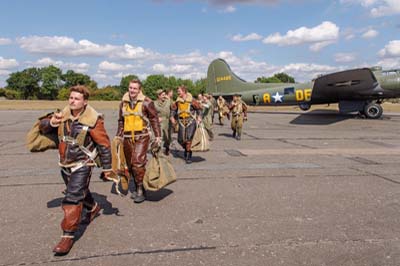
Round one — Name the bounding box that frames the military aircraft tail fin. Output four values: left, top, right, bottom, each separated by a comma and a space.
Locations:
207, 58, 248, 95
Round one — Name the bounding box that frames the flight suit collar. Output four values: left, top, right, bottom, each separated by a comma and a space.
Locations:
61, 104, 99, 127
176, 92, 193, 103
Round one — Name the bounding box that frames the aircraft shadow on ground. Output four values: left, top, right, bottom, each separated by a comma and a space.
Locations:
289, 109, 355, 125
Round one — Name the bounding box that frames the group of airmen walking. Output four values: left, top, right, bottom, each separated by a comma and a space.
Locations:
35, 79, 247, 255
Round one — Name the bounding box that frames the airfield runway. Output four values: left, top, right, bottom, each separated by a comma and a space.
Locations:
1, 108, 400, 266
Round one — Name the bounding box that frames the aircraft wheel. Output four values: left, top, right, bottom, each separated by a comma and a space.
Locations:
299, 103, 311, 111
363, 102, 383, 119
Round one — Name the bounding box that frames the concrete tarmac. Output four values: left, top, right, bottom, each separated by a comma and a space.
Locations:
1, 109, 400, 266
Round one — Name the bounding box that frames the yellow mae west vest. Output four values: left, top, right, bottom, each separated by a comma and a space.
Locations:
177, 101, 191, 119
123, 101, 146, 132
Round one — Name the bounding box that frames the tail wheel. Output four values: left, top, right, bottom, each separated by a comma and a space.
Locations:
363, 102, 383, 119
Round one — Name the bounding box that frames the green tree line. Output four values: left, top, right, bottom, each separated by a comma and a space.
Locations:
0, 65, 294, 100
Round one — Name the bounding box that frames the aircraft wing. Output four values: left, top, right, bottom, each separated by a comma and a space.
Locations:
311, 68, 383, 103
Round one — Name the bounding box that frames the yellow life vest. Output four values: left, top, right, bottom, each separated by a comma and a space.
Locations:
177, 101, 191, 119
123, 101, 145, 132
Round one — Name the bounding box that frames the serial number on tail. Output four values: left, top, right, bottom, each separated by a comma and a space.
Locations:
216, 75, 232, 82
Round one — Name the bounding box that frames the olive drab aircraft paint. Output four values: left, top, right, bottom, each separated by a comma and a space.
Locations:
206, 58, 400, 119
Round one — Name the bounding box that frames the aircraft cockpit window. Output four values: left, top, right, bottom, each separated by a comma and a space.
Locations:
284, 87, 295, 95
382, 70, 400, 76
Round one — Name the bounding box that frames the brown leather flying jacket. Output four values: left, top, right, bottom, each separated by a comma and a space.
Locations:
170, 92, 202, 120
116, 92, 161, 138
39, 105, 112, 170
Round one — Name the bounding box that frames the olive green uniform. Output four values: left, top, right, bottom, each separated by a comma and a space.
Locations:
217, 97, 229, 125
201, 98, 214, 140
154, 98, 171, 151
229, 98, 247, 140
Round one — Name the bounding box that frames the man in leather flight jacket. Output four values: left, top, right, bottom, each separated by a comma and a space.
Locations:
116, 79, 161, 203
39, 85, 112, 255
170, 85, 202, 163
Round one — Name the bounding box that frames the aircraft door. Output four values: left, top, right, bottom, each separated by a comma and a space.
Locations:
253, 95, 260, 105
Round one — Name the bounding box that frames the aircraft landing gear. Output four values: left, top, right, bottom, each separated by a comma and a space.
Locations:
363, 102, 383, 119
299, 103, 311, 111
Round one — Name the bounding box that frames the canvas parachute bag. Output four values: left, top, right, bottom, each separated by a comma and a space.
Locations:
191, 122, 210, 152
143, 150, 177, 191
26, 112, 59, 152
108, 136, 130, 196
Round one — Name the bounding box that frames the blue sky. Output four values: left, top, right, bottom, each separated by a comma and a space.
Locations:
0, 0, 399, 87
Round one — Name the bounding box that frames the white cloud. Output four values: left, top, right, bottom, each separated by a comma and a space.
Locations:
361, 29, 379, 39
370, 0, 400, 17
334, 53, 357, 63
263, 21, 339, 51
340, 0, 400, 17
112, 44, 157, 60
152, 63, 193, 74
231, 33, 263, 42
17, 36, 115, 57
375, 58, 400, 69
17, 35, 157, 60
13, 34, 341, 86
378, 40, 400, 57
207, 0, 279, 5
0, 70, 11, 76
0, 57, 19, 69
218, 5, 236, 13
28, 57, 90, 73
340, 0, 379, 7
279, 63, 339, 81
99, 61, 130, 72
0, 38, 12, 45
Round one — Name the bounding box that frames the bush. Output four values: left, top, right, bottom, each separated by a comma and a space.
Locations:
91, 87, 121, 101
4, 89, 20, 99
57, 87, 70, 100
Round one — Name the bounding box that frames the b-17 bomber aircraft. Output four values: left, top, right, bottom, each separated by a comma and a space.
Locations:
206, 58, 400, 119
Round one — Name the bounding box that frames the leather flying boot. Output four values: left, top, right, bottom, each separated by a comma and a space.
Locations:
164, 146, 170, 156
130, 180, 138, 199
53, 204, 82, 255
185, 142, 192, 164
186, 151, 193, 164
134, 183, 146, 203
85, 202, 101, 224
232, 130, 236, 138
53, 235, 74, 256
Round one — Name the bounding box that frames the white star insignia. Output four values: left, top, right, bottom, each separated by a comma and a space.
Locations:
272, 92, 283, 103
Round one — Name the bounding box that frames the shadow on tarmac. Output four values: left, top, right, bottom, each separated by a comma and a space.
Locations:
146, 188, 173, 202
289, 110, 354, 125
47, 193, 119, 216
47, 192, 120, 243
219, 133, 234, 139
170, 149, 206, 163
